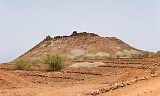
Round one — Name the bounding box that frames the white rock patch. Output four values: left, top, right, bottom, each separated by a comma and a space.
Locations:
71, 49, 88, 57
95, 52, 110, 57
70, 62, 105, 68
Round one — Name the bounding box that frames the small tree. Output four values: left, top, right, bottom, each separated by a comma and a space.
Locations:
43, 53, 66, 71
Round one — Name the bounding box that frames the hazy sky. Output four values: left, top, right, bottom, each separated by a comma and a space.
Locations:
0, 0, 160, 63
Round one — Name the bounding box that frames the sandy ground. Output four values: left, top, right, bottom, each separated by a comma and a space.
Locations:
99, 77, 160, 96
1, 76, 159, 96
0, 58, 160, 96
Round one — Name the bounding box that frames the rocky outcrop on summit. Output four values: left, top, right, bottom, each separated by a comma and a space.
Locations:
18, 32, 141, 60
70, 31, 98, 37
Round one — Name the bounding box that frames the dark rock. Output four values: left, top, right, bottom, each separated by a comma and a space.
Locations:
44, 36, 53, 41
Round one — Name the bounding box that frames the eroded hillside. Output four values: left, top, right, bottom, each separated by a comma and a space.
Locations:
18, 32, 141, 60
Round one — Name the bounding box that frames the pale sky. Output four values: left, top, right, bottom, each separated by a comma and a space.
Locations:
0, 0, 160, 63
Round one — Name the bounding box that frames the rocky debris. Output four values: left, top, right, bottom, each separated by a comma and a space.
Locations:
71, 31, 78, 36
54, 35, 69, 39
70, 62, 105, 68
44, 35, 53, 41
53, 31, 98, 39
150, 69, 160, 77
70, 31, 99, 37
64, 69, 103, 76
83, 76, 148, 96
22, 72, 85, 81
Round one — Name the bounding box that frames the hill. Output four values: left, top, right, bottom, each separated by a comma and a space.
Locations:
18, 31, 141, 60
1, 31, 160, 96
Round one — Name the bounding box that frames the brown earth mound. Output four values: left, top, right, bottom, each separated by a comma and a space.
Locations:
1, 32, 160, 96
18, 31, 141, 60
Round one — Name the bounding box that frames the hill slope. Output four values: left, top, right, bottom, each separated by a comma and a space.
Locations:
18, 32, 141, 60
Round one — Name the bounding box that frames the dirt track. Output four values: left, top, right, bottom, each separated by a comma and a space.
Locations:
99, 76, 160, 96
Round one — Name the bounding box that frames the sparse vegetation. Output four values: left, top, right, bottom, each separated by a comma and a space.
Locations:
156, 50, 160, 57
73, 51, 160, 60
13, 59, 32, 70
140, 51, 157, 58
30, 59, 41, 67
131, 51, 160, 58
43, 53, 67, 71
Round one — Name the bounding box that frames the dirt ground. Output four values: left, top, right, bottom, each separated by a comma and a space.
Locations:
99, 76, 160, 96
0, 58, 160, 96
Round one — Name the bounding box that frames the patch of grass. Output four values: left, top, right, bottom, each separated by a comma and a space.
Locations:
13, 59, 32, 70
43, 53, 68, 71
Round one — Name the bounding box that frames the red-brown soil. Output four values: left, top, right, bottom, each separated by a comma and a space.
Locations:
0, 58, 160, 96
99, 76, 160, 96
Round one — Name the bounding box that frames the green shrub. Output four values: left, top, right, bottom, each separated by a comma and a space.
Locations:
43, 53, 67, 71
13, 59, 32, 70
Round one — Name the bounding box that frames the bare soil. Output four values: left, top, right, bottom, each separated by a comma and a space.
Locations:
0, 58, 160, 96
99, 76, 160, 96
